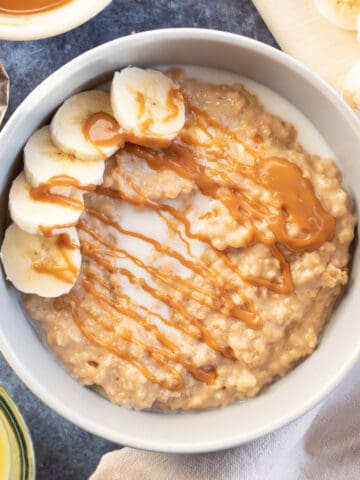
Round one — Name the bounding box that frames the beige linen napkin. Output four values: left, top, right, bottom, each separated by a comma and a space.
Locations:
252, 0, 360, 92
91, 4, 360, 479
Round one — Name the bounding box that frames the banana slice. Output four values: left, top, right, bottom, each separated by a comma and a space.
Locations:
111, 67, 185, 147
9, 172, 84, 236
0, 223, 81, 297
314, 0, 360, 30
342, 60, 360, 110
51, 90, 121, 161
24, 126, 105, 188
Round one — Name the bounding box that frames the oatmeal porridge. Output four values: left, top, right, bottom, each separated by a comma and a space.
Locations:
5, 67, 355, 410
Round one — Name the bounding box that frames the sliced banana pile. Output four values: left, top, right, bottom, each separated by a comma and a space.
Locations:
0, 67, 185, 297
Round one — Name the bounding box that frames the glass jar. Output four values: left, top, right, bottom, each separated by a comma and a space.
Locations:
0, 386, 35, 479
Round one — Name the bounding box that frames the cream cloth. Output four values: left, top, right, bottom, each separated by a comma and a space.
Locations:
253, 0, 360, 92
91, 3, 360, 478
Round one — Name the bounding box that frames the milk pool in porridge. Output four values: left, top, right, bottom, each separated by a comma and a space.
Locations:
1, 66, 355, 410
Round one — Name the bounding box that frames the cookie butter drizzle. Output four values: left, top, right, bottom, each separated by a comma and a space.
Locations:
30, 176, 88, 281
30, 175, 95, 210
53, 82, 336, 392
32, 232, 79, 284
31, 175, 94, 236
83, 113, 124, 148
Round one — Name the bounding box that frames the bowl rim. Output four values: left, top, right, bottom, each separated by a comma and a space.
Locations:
0, 28, 360, 453
0, 0, 112, 41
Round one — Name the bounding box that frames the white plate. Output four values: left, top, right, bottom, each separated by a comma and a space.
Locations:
0, 29, 359, 453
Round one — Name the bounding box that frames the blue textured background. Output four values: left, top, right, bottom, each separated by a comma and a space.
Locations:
0, 1, 276, 478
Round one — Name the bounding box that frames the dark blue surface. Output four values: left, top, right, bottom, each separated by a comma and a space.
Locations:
0, 1, 276, 478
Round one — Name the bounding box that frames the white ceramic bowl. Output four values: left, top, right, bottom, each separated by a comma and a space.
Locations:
0, 0, 111, 40
0, 29, 359, 453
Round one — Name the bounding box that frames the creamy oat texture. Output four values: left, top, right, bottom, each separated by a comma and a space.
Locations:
23, 70, 356, 410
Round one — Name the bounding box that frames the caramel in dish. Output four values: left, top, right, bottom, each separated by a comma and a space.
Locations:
0, 0, 72, 14
48, 81, 339, 393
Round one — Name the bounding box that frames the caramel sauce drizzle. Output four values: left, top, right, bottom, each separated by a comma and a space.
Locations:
184, 104, 336, 250
32, 233, 79, 283
80, 229, 246, 336
39, 222, 77, 237
97, 185, 207, 242
54, 82, 337, 391
163, 88, 183, 122
81, 208, 260, 328
83, 87, 183, 150
30, 175, 95, 210
81, 242, 236, 360
83, 112, 125, 148
126, 142, 335, 254
55, 232, 79, 250
31, 176, 85, 281
55, 296, 183, 391
84, 208, 214, 287
81, 273, 216, 385
69, 290, 186, 390
80, 232, 215, 308
135, 91, 146, 120
109, 169, 290, 300
134, 87, 182, 124
85, 269, 198, 339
